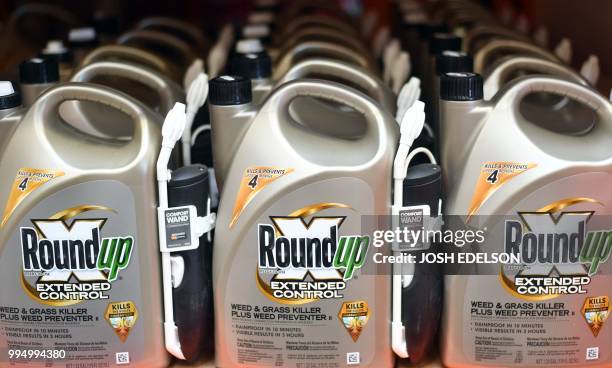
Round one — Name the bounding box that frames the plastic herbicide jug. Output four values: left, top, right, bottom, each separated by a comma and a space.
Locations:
439, 73, 612, 367
0, 83, 168, 368
212, 79, 398, 368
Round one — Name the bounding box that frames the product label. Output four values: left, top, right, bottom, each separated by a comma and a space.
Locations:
582, 296, 609, 337
230, 166, 293, 227
105, 301, 138, 342
467, 162, 536, 219
393, 205, 439, 252
0, 180, 145, 366
1, 168, 64, 227
338, 301, 370, 342
223, 177, 388, 368
164, 206, 192, 249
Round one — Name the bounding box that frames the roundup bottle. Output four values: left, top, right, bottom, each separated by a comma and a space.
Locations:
211, 78, 398, 367
0, 83, 168, 367
439, 73, 612, 367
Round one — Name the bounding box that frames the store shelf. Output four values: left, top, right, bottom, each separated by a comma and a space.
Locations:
171, 356, 444, 367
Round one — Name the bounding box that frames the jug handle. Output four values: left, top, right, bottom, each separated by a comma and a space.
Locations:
484, 57, 588, 100
277, 58, 395, 112
71, 61, 178, 114
7, 3, 79, 32
464, 25, 529, 53
500, 76, 612, 121
280, 27, 367, 53
80, 45, 171, 75
273, 41, 373, 80
474, 39, 560, 73
266, 79, 389, 144
30, 83, 147, 148
136, 17, 210, 51
117, 29, 197, 67
279, 15, 358, 37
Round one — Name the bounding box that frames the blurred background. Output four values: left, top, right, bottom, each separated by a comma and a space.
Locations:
0, 0, 609, 93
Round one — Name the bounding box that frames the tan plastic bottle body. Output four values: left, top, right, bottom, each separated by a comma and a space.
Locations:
212, 80, 398, 368
0, 107, 23, 157
440, 76, 612, 367
0, 84, 168, 368
21, 82, 58, 108
438, 99, 489, 193
210, 103, 256, 192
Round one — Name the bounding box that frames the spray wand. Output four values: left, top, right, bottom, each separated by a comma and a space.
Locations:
391, 101, 438, 359
156, 103, 187, 359
181, 72, 209, 165
156, 103, 216, 360
396, 77, 421, 123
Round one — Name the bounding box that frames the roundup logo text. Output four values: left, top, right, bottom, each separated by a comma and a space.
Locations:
257, 216, 369, 301
20, 218, 133, 301
504, 212, 611, 296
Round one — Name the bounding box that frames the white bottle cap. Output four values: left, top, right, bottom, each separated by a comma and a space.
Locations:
43, 40, 68, 54
242, 24, 270, 38
0, 81, 15, 95
236, 39, 264, 54
69, 27, 97, 42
